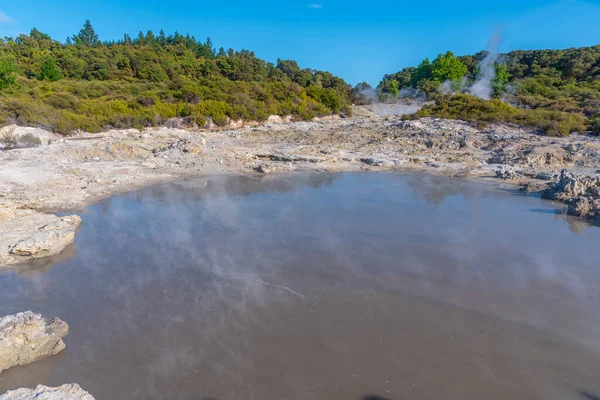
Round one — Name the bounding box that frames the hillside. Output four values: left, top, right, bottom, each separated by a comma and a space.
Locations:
0, 21, 352, 133
376, 45, 600, 135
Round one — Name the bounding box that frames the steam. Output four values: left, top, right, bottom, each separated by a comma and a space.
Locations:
438, 77, 468, 95
468, 33, 502, 100
357, 86, 428, 116
436, 33, 504, 100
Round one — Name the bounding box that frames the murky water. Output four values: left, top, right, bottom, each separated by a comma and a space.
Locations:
1, 173, 599, 400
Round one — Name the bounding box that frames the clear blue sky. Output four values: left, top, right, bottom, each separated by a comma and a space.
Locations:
1, 0, 599, 86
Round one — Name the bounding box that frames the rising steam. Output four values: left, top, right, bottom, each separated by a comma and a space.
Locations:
468, 33, 502, 100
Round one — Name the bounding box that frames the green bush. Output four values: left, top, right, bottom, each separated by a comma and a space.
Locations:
0, 59, 18, 89
411, 94, 586, 136
37, 58, 63, 81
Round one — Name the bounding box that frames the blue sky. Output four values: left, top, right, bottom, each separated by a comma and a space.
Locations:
1, 0, 599, 85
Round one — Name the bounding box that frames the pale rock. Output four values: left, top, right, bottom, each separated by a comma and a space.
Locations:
0, 384, 94, 400
0, 312, 69, 373
9, 216, 82, 259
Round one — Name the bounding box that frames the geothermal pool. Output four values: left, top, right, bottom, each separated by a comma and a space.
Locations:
1, 173, 599, 400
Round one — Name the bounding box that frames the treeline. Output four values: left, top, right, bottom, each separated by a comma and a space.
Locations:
0, 21, 352, 133
375, 46, 600, 135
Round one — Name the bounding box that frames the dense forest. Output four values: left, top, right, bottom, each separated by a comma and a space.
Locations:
376, 46, 600, 135
0, 21, 353, 133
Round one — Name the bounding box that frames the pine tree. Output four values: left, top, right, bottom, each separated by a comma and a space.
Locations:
73, 20, 99, 47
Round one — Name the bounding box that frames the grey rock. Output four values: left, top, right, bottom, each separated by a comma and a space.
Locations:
495, 167, 525, 181
0, 384, 94, 400
566, 197, 600, 218
542, 170, 600, 201
9, 216, 82, 259
0, 312, 69, 373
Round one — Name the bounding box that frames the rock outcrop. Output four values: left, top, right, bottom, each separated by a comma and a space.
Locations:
542, 170, 600, 201
0, 312, 69, 373
542, 170, 600, 220
0, 207, 81, 266
8, 216, 82, 258
0, 384, 94, 400
566, 197, 600, 218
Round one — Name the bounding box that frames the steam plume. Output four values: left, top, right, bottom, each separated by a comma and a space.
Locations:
468, 33, 502, 100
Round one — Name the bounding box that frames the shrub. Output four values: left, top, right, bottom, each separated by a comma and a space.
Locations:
411, 94, 586, 136
0, 129, 18, 149
18, 133, 42, 147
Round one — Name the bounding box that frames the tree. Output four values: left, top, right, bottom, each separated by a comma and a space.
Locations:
411, 58, 432, 86
388, 80, 400, 96
351, 82, 373, 105
30, 28, 51, 41
0, 60, 18, 89
431, 51, 467, 82
73, 20, 99, 47
37, 57, 63, 81
492, 63, 511, 96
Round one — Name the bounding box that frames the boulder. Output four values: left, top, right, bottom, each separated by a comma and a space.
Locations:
0, 312, 69, 373
0, 384, 94, 400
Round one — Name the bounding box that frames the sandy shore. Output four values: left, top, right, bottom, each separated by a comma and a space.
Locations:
1, 108, 599, 266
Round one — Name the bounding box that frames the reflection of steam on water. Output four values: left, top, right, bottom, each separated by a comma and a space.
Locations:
1, 173, 600, 399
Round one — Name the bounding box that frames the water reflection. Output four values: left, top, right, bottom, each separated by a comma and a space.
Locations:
404, 174, 471, 206
1, 173, 600, 400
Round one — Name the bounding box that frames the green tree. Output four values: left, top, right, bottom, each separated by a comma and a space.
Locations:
431, 51, 467, 82
388, 80, 400, 96
492, 63, 511, 96
73, 20, 99, 47
30, 28, 51, 41
411, 58, 433, 86
37, 57, 63, 81
0, 60, 18, 89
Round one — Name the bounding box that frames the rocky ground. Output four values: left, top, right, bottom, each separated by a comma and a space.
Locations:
1, 108, 599, 267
